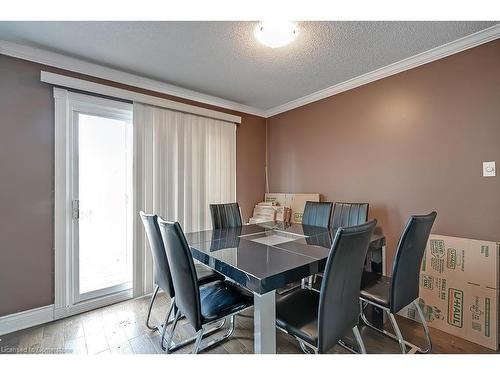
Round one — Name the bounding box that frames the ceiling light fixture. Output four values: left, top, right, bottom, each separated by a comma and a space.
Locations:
254, 21, 298, 48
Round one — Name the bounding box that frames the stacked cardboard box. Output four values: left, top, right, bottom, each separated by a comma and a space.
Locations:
248, 201, 292, 224
264, 193, 320, 223
398, 234, 499, 350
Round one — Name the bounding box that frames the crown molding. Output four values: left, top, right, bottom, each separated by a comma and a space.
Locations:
0, 40, 267, 118
1, 24, 499, 120
265, 24, 500, 117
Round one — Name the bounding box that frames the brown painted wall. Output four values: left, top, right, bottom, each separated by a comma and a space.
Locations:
0, 57, 55, 316
0, 55, 266, 316
268, 40, 500, 270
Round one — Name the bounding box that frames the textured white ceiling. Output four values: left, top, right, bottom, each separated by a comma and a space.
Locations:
0, 21, 496, 110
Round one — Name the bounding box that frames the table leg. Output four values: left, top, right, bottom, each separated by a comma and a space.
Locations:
253, 290, 276, 354
382, 245, 387, 276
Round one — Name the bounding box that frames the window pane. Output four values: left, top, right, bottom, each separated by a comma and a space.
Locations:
78, 113, 132, 294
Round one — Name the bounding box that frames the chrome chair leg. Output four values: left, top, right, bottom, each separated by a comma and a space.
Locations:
160, 297, 175, 349
226, 315, 236, 337
162, 309, 247, 354
192, 328, 205, 354
359, 300, 374, 328
361, 303, 406, 354
337, 325, 365, 354
164, 317, 227, 353
352, 325, 367, 354
277, 325, 323, 354
299, 341, 314, 354
163, 309, 181, 352
388, 312, 407, 354
414, 300, 432, 353
310, 274, 323, 292
338, 339, 358, 354
307, 275, 314, 289
195, 315, 237, 353
188, 314, 242, 354
360, 298, 422, 354
145, 285, 160, 330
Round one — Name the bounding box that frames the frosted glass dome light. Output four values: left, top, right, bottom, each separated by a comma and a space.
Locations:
254, 21, 298, 48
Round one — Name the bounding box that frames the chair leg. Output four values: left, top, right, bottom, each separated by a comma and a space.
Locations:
163, 309, 181, 352
359, 300, 372, 327
299, 341, 314, 354
360, 298, 431, 354
145, 285, 160, 330
189, 315, 240, 353
160, 297, 175, 348
227, 315, 236, 337
195, 315, 236, 353
192, 327, 205, 354
414, 300, 432, 353
352, 326, 367, 354
166, 317, 228, 353
387, 312, 407, 354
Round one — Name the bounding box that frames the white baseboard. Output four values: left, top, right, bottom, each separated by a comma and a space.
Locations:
0, 290, 136, 336
0, 305, 54, 336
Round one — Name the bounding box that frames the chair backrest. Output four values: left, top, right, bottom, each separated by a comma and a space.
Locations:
157, 219, 203, 331
210, 203, 243, 229
139, 211, 175, 298
331, 202, 369, 229
390, 211, 437, 313
317, 219, 377, 353
302, 201, 333, 228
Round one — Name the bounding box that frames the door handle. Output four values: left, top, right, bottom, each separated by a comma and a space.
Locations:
72, 199, 80, 220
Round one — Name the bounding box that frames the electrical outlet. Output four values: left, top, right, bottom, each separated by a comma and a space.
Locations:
483, 161, 496, 177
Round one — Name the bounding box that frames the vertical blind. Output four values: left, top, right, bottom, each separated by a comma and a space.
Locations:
134, 102, 236, 233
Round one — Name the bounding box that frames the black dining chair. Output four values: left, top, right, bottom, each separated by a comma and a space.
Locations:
331, 202, 369, 230
276, 220, 377, 354
359, 211, 437, 354
210, 202, 242, 229
285, 201, 333, 291
158, 218, 253, 354
302, 201, 333, 228
139, 212, 224, 351
311, 202, 370, 289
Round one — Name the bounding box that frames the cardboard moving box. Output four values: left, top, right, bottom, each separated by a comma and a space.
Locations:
399, 234, 499, 350
250, 205, 276, 222
422, 235, 499, 289
249, 201, 292, 224
264, 193, 320, 223
402, 280, 498, 350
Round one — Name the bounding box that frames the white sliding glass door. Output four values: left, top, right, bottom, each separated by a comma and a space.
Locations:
54, 90, 134, 317
74, 111, 133, 302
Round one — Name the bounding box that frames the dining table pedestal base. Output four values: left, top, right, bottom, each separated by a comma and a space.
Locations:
253, 290, 276, 354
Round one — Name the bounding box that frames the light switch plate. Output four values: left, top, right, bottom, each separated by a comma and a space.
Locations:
483, 161, 496, 177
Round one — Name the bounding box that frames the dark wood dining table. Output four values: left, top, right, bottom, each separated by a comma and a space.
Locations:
185, 221, 385, 354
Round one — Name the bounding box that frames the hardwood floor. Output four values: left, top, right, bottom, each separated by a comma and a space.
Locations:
1, 292, 498, 354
